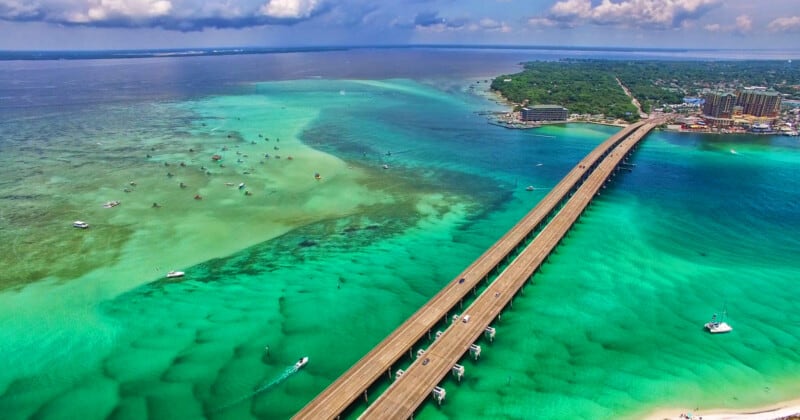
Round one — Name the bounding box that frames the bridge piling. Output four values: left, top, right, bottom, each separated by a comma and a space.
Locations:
293, 121, 661, 420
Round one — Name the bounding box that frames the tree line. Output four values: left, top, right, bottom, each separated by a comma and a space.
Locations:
492, 59, 800, 120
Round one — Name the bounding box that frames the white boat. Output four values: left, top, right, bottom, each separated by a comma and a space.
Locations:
73, 220, 89, 229
705, 310, 732, 334
295, 356, 309, 369
166, 271, 185, 278
103, 200, 120, 208
526, 185, 535, 191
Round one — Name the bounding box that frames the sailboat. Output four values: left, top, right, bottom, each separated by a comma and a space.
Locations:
704, 308, 733, 334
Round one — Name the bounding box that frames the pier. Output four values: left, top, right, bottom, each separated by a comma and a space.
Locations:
293, 120, 662, 420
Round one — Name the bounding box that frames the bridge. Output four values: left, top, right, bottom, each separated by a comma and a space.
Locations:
294, 120, 662, 420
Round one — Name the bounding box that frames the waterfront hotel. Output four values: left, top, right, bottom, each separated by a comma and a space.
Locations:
702, 88, 782, 127
521, 105, 569, 122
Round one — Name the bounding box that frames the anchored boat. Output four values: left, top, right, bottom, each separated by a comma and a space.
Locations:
705, 309, 732, 334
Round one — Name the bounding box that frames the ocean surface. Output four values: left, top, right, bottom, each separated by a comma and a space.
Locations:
0, 47, 799, 420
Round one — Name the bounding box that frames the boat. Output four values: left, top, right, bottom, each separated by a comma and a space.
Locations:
211, 154, 222, 161
73, 220, 89, 229
103, 200, 120, 208
526, 186, 535, 191
314, 172, 322, 180
382, 164, 389, 169
238, 182, 245, 190
166, 271, 185, 279
295, 356, 309, 369
704, 309, 733, 334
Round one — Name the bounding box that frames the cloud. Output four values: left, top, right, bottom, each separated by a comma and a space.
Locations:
413, 11, 445, 27
475, 18, 510, 32
0, 0, 328, 31
734, 14, 751, 33
541, 0, 722, 29
0, 0, 45, 20
66, 0, 173, 24
768, 15, 800, 32
702, 14, 753, 35
527, 16, 558, 28
409, 11, 468, 31
259, 0, 319, 19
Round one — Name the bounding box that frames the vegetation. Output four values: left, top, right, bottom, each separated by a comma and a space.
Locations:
491, 61, 639, 121
492, 59, 800, 117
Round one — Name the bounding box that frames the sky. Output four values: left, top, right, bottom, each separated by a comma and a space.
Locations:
1, 0, 799, 51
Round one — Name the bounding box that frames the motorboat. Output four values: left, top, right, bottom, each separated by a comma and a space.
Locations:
295, 356, 309, 369
705, 310, 732, 334
103, 200, 120, 208
526, 186, 535, 191
314, 172, 322, 180
166, 271, 185, 279
73, 220, 89, 229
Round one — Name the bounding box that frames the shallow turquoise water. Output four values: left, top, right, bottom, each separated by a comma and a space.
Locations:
1, 59, 799, 420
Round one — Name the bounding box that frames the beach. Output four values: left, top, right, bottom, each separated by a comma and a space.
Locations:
646, 399, 800, 420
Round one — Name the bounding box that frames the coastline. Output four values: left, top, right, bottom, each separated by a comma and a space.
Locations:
645, 399, 800, 420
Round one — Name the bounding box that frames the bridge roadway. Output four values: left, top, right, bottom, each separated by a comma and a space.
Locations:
293, 121, 651, 420
360, 121, 659, 419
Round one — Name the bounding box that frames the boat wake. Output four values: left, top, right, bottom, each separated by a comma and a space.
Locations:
213, 364, 299, 412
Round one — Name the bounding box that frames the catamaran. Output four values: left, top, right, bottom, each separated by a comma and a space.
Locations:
705, 309, 732, 334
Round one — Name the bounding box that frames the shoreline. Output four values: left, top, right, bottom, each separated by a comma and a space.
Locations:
645, 399, 800, 420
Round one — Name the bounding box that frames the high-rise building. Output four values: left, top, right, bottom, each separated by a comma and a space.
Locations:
702, 91, 736, 118
736, 89, 781, 118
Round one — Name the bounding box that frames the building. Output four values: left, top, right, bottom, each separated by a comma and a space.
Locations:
521, 105, 568, 122
702, 91, 736, 119
736, 89, 781, 118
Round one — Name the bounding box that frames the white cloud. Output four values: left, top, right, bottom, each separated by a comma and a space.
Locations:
545, 0, 722, 29
768, 15, 800, 32
259, 0, 319, 19
527, 16, 558, 28
734, 14, 751, 33
66, 0, 172, 23
475, 18, 510, 33
702, 14, 754, 35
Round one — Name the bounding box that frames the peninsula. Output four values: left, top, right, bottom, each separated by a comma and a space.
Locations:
491, 59, 800, 135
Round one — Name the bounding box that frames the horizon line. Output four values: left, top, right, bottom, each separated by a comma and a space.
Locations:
1, 44, 799, 61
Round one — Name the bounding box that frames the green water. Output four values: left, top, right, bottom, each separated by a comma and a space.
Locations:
1, 76, 799, 420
